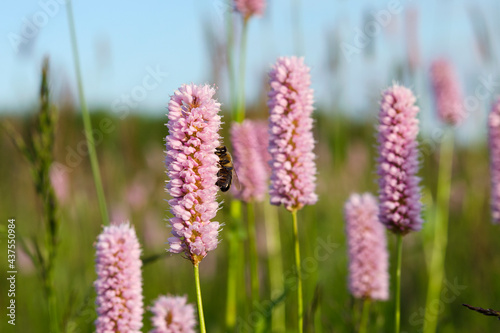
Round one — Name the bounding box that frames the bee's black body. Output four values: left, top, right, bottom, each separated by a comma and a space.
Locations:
215, 145, 234, 192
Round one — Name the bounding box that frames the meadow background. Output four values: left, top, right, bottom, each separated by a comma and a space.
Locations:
1, 0, 500, 332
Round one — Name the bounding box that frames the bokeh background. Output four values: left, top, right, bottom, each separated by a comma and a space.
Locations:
1, 0, 500, 332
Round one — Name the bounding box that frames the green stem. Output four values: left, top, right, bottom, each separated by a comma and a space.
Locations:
194, 264, 207, 333
141, 252, 169, 266
225, 0, 237, 118
423, 130, 454, 333
45, 189, 59, 333
225, 233, 239, 332
264, 199, 285, 332
292, 209, 303, 333
66, 0, 109, 226
333, 114, 344, 169
37, 60, 59, 333
226, 200, 243, 331
46, 268, 58, 333
395, 233, 403, 333
235, 18, 249, 123
359, 298, 371, 333
247, 202, 259, 306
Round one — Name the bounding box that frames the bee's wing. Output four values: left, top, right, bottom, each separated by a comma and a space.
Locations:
232, 167, 241, 190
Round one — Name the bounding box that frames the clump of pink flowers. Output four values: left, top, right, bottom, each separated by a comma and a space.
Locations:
94, 222, 143, 333
268, 56, 317, 211
165, 83, 222, 266
430, 59, 465, 126
230, 120, 268, 202
234, 0, 266, 20
489, 97, 500, 224
344, 193, 389, 300
149, 295, 196, 333
377, 84, 422, 234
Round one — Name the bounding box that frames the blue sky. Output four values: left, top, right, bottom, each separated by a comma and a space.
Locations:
1, 0, 499, 143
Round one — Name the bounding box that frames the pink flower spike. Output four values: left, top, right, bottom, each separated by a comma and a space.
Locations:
165, 83, 222, 265
489, 97, 500, 224
345, 193, 389, 301
149, 295, 196, 333
234, 0, 266, 20
430, 59, 465, 126
253, 120, 272, 176
268, 56, 317, 212
230, 120, 268, 202
94, 222, 143, 333
377, 84, 423, 234
50, 163, 69, 203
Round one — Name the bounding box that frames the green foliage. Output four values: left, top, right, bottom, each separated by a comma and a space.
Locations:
0, 109, 498, 332
2, 58, 60, 332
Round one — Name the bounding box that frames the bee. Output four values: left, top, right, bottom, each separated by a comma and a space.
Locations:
215, 145, 240, 192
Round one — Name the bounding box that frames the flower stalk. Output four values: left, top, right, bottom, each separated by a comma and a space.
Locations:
395, 234, 403, 333
359, 299, 371, 333
194, 264, 207, 333
247, 202, 260, 305
423, 129, 454, 333
376, 84, 422, 333
235, 18, 249, 123
267, 56, 317, 333
263, 199, 286, 332
226, 200, 244, 331
3, 59, 61, 332
292, 209, 303, 333
66, 0, 109, 226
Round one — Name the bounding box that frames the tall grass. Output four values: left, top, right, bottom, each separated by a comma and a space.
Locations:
65, 0, 109, 226
1, 111, 499, 332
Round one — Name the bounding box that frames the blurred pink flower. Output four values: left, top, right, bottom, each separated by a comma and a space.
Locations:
165, 83, 222, 266
149, 295, 196, 333
126, 174, 153, 211
50, 164, 69, 203
230, 120, 268, 202
94, 222, 143, 333
254, 120, 271, 176
489, 97, 500, 224
142, 211, 166, 248
234, 0, 265, 20
377, 84, 422, 234
405, 7, 420, 73
345, 193, 389, 300
430, 59, 465, 125
18, 244, 35, 274
268, 56, 317, 211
